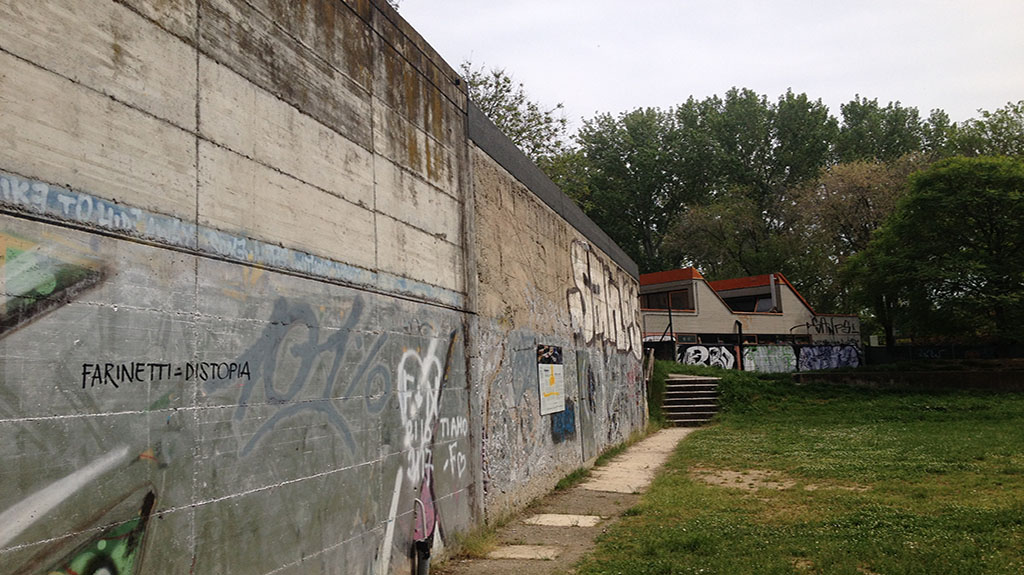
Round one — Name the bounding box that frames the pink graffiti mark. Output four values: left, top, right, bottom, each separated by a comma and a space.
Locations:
413, 331, 459, 545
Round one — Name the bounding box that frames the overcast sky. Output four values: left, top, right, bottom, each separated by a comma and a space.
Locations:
398, 1, 1024, 131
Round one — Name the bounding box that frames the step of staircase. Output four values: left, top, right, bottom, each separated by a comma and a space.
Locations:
661, 375, 720, 427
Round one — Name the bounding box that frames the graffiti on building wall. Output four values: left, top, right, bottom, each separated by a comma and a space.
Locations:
550, 398, 576, 443
0, 231, 105, 337
1, 172, 195, 247
43, 491, 155, 575
567, 240, 641, 359
794, 316, 860, 344
679, 345, 736, 369
675, 343, 862, 373
203, 296, 393, 457
0, 226, 470, 574
742, 345, 797, 374
574, 352, 598, 461
798, 344, 861, 371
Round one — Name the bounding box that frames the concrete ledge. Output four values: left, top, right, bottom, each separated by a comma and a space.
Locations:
467, 102, 638, 279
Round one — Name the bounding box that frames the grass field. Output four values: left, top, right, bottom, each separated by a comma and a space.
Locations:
577, 363, 1024, 574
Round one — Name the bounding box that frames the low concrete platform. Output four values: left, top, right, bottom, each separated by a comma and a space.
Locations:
521, 513, 603, 527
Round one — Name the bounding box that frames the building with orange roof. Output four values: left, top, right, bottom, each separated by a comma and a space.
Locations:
640, 268, 861, 372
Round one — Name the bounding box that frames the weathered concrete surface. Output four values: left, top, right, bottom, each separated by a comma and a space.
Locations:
521, 513, 603, 527
470, 146, 646, 521
580, 427, 694, 493
486, 545, 562, 560
436, 428, 692, 575
0, 0, 644, 573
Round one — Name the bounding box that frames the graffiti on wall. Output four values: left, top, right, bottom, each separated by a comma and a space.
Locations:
567, 240, 641, 359
574, 353, 598, 461
0, 231, 105, 337
678, 345, 736, 369
550, 398, 576, 443
794, 316, 860, 344
798, 345, 861, 371
204, 296, 393, 457
42, 491, 155, 575
742, 345, 797, 374
675, 343, 862, 373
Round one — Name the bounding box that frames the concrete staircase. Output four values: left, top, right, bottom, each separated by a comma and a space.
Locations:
662, 374, 720, 427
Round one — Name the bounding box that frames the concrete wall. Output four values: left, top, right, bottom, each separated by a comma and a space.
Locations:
0, 1, 644, 573
468, 112, 645, 516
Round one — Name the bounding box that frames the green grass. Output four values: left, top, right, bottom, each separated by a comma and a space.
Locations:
578, 363, 1024, 574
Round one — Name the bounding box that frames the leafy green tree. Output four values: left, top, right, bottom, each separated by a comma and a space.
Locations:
461, 61, 568, 163
837, 96, 926, 162
847, 156, 1024, 346
790, 154, 930, 312
668, 89, 837, 280
951, 100, 1024, 157
575, 108, 703, 272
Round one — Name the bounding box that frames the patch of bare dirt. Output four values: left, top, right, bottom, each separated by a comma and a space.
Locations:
690, 467, 795, 491
690, 467, 869, 492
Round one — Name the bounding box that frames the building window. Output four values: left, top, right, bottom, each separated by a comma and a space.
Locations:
642, 288, 694, 311
722, 295, 778, 313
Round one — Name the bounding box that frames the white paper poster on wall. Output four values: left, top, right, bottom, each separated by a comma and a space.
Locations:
538, 362, 565, 415
537, 344, 565, 415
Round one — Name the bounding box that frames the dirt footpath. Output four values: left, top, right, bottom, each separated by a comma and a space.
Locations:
434, 427, 694, 575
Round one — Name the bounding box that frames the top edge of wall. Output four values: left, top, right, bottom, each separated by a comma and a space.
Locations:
467, 101, 639, 280
367, 0, 468, 111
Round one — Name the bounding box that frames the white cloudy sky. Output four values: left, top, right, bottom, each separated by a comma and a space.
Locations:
398, 0, 1024, 130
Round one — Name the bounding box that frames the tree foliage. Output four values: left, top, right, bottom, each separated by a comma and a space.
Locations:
574, 108, 709, 272
847, 156, 1024, 344
666, 89, 837, 280
461, 61, 568, 163
791, 154, 929, 313
951, 100, 1024, 157
459, 66, 1024, 345
836, 96, 926, 162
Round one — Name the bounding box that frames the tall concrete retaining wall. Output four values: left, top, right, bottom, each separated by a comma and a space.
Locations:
0, 1, 644, 573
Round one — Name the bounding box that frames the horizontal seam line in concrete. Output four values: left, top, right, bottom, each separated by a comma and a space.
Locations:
0, 199, 468, 315
355, 2, 467, 113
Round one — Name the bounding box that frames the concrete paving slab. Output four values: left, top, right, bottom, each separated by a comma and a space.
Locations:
522, 513, 603, 527
486, 545, 563, 560
580, 427, 694, 493
436, 428, 696, 574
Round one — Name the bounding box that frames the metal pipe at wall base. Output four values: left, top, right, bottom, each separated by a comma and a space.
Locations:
415, 540, 431, 575
413, 498, 431, 575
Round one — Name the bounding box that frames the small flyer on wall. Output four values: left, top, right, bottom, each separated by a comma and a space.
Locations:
537, 345, 565, 415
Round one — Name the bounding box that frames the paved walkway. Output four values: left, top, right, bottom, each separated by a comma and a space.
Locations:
435, 427, 694, 575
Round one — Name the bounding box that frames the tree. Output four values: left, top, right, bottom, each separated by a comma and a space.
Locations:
790, 154, 929, 312
575, 108, 703, 272
460, 61, 568, 163
836, 96, 925, 162
668, 88, 837, 280
847, 156, 1024, 346
951, 100, 1024, 157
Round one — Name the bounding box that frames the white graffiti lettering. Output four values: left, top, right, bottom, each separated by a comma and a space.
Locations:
397, 339, 444, 483
439, 416, 468, 439
442, 442, 468, 478
567, 240, 641, 359
679, 345, 735, 369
